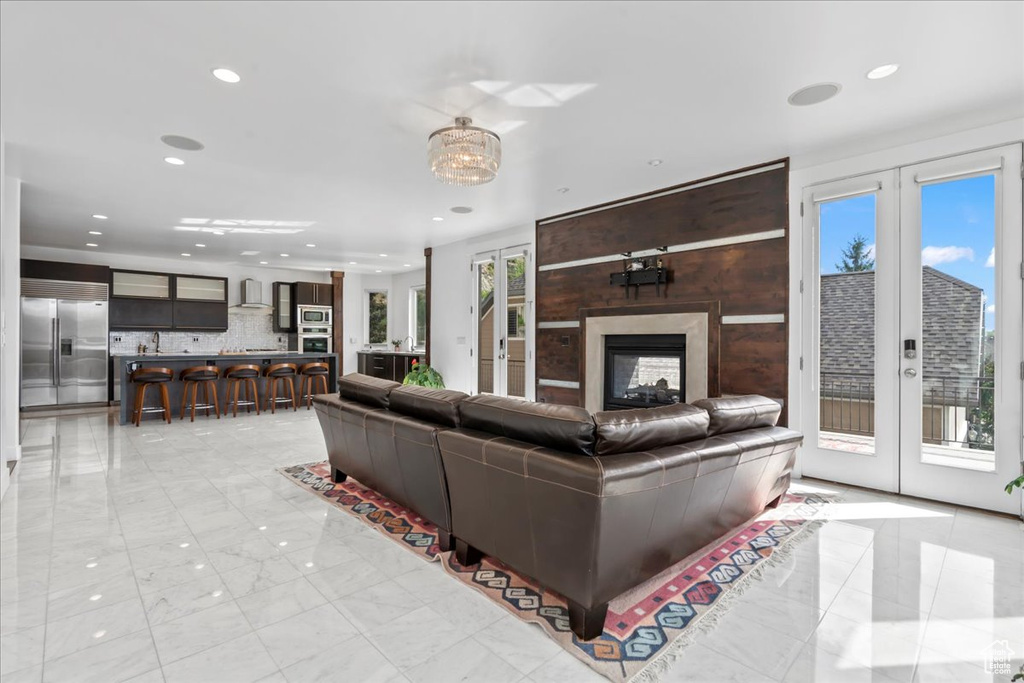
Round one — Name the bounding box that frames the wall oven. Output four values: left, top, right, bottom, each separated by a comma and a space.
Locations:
297, 305, 331, 326
291, 333, 332, 354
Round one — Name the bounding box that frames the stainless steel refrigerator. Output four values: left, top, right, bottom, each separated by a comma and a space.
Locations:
21, 279, 109, 407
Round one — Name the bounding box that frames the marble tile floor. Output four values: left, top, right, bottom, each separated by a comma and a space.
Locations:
1, 408, 1021, 683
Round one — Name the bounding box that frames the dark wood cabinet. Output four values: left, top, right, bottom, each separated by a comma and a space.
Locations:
357, 352, 422, 382
172, 300, 228, 330
110, 297, 173, 330
110, 270, 228, 331
272, 282, 294, 332
294, 281, 333, 306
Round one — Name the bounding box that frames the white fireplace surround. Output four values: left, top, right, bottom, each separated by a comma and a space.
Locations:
584, 312, 709, 412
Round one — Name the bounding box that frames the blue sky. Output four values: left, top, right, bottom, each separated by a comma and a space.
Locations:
820, 175, 996, 330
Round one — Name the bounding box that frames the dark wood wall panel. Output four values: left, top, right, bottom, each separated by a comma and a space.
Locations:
534, 160, 789, 425
537, 163, 786, 267
537, 385, 581, 406
538, 239, 787, 322
536, 328, 580, 382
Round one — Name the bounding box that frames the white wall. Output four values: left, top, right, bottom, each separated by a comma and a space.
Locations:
429, 224, 534, 394
340, 271, 392, 375
19, 245, 330, 307
1, 133, 21, 498
786, 116, 1024, 479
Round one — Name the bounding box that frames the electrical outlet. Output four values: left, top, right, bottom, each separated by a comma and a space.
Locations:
192, 336, 200, 342
113, 335, 122, 343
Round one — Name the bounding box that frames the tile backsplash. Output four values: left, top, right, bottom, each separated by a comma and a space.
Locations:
109, 309, 289, 355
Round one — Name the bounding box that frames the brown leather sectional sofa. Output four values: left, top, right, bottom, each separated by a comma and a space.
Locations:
313, 373, 801, 640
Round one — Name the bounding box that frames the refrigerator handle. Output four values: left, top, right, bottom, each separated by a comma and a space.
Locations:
54, 317, 60, 386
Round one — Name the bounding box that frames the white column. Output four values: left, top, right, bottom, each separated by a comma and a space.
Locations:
0, 132, 22, 498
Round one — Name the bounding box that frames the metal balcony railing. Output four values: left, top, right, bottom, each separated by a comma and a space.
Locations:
477, 359, 526, 397
819, 372, 994, 450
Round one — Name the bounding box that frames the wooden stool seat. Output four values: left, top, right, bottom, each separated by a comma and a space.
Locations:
223, 364, 261, 417
263, 363, 298, 413
129, 367, 173, 427
179, 366, 221, 422
298, 362, 331, 410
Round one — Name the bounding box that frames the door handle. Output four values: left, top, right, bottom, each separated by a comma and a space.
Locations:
903, 368, 917, 378
52, 318, 59, 386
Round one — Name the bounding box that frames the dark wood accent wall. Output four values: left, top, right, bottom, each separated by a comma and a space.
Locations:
535, 159, 790, 424
424, 247, 432, 366
331, 271, 345, 375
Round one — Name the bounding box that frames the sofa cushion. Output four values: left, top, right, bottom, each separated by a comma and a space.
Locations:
338, 373, 400, 409
593, 403, 709, 455
458, 394, 596, 456
388, 385, 468, 428
692, 395, 781, 436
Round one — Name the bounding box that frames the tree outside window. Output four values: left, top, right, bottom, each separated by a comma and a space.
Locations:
367, 291, 388, 344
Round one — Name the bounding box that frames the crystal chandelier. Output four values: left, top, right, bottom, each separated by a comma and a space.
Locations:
427, 117, 501, 186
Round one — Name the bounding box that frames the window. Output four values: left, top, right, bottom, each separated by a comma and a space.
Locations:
507, 303, 525, 339
411, 286, 427, 349
365, 290, 388, 344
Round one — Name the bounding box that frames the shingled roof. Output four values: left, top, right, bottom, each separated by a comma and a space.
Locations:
820, 267, 984, 396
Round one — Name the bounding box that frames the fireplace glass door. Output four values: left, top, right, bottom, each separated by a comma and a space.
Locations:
603, 334, 685, 410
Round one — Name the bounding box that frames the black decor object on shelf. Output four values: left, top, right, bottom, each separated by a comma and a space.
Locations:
609, 248, 670, 298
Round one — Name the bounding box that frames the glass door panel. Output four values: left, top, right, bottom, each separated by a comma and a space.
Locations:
899, 146, 1022, 515
475, 257, 496, 394
818, 192, 878, 455
802, 171, 899, 492
501, 253, 527, 398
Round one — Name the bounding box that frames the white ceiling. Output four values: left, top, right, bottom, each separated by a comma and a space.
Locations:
2, 1, 1021, 274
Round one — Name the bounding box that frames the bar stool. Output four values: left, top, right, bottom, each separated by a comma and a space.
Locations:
263, 363, 298, 413
298, 362, 330, 410
223, 364, 262, 417
179, 366, 221, 422
129, 367, 173, 427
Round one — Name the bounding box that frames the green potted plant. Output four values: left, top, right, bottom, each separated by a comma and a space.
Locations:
391, 338, 402, 352
1006, 474, 1024, 495
403, 359, 445, 388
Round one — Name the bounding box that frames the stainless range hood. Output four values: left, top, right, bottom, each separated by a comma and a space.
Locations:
238, 278, 270, 307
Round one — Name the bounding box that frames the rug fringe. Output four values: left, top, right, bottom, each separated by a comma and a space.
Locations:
626, 518, 829, 683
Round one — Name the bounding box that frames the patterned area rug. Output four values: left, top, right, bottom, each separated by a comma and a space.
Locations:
280, 462, 832, 682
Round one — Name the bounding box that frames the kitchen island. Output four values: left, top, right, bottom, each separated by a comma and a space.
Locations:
113, 351, 338, 425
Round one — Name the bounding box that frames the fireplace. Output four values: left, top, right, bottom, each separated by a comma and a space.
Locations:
603, 334, 686, 410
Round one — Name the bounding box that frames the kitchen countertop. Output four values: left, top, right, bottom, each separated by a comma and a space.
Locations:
356, 350, 425, 355
113, 351, 335, 362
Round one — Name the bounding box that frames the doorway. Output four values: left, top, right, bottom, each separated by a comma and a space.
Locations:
801, 145, 1022, 515
472, 246, 532, 399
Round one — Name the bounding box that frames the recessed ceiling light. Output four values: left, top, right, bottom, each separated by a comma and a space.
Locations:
787, 82, 841, 107
86, 243, 98, 247
181, 253, 191, 257
379, 254, 388, 257
866, 64, 899, 80
280, 253, 289, 257
164, 157, 185, 166
211, 231, 225, 236
432, 216, 444, 222
305, 243, 316, 247
160, 134, 205, 151
403, 264, 411, 267
259, 261, 268, 265
556, 187, 570, 193
89, 230, 102, 235
92, 214, 108, 220
450, 206, 473, 214
195, 243, 206, 247
647, 159, 663, 167
349, 261, 357, 265
375, 270, 382, 273
211, 67, 241, 84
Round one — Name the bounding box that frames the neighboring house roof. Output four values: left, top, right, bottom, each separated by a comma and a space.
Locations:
479, 272, 526, 316
820, 267, 984, 396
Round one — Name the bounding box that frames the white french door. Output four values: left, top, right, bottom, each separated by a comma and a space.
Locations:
472, 246, 532, 399
802, 144, 1023, 515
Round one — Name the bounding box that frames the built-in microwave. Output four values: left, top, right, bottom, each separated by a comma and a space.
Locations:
298, 306, 331, 325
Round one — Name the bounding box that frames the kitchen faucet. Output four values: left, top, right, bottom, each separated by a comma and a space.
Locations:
152, 331, 160, 354
404, 335, 414, 351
